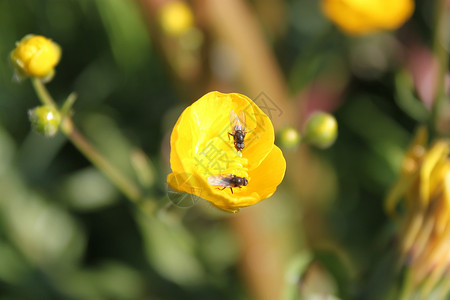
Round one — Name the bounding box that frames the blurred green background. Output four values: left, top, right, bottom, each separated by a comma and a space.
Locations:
0, 0, 441, 299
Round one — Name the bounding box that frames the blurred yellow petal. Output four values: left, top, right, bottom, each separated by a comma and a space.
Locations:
385, 127, 427, 215
420, 141, 449, 207
322, 0, 414, 35
402, 126, 428, 175
445, 167, 450, 207
435, 165, 450, 233
159, 0, 194, 36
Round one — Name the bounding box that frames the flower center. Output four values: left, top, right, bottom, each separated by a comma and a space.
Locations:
194, 136, 249, 179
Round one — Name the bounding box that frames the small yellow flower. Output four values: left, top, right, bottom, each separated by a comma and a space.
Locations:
159, 0, 194, 36
10, 34, 61, 79
321, 0, 414, 35
167, 92, 286, 212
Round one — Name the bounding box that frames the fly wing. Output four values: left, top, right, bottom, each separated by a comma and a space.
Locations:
238, 111, 246, 132
207, 175, 232, 187
229, 110, 242, 132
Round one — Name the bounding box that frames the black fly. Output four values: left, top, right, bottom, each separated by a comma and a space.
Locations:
207, 174, 248, 194
228, 110, 247, 152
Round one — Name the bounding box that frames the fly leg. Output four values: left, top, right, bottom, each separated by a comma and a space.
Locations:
220, 187, 233, 194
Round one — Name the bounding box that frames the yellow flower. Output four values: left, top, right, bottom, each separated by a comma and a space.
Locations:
159, 0, 194, 36
321, 0, 414, 35
10, 34, 61, 79
386, 127, 450, 298
167, 92, 286, 212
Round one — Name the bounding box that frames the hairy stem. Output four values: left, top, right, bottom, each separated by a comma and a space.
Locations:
31, 77, 57, 107
60, 118, 142, 202
31, 78, 145, 205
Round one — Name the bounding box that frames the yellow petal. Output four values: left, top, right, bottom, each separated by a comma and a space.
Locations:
167, 171, 206, 199
28, 41, 61, 77
169, 104, 197, 173
239, 145, 286, 202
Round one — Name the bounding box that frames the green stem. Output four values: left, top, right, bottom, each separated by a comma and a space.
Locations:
60, 118, 142, 202
60, 92, 77, 117
31, 77, 145, 205
31, 77, 57, 107
430, 0, 449, 135
398, 268, 414, 300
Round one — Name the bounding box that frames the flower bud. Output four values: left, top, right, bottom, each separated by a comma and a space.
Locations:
277, 126, 302, 150
304, 112, 338, 149
10, 34, 61, 79
28, 106, 61, 137
159, 1, 194, 36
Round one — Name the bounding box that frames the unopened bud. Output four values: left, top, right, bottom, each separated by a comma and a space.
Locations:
304, 112, 338, 149
278, 126, 302, 149
10, 34, 61, 80
28, 106, 61, 137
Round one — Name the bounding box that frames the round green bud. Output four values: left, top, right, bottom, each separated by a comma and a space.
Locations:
304, 112, 338, 149
28, 105, 61, 137
277, 126, 302, 149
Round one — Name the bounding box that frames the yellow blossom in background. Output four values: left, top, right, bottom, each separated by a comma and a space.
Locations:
159, 0, 194, 36
386, 127, 450, 298
167, 91, 286, 212
10, 34, 61, 78
321, 0, 414, 35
